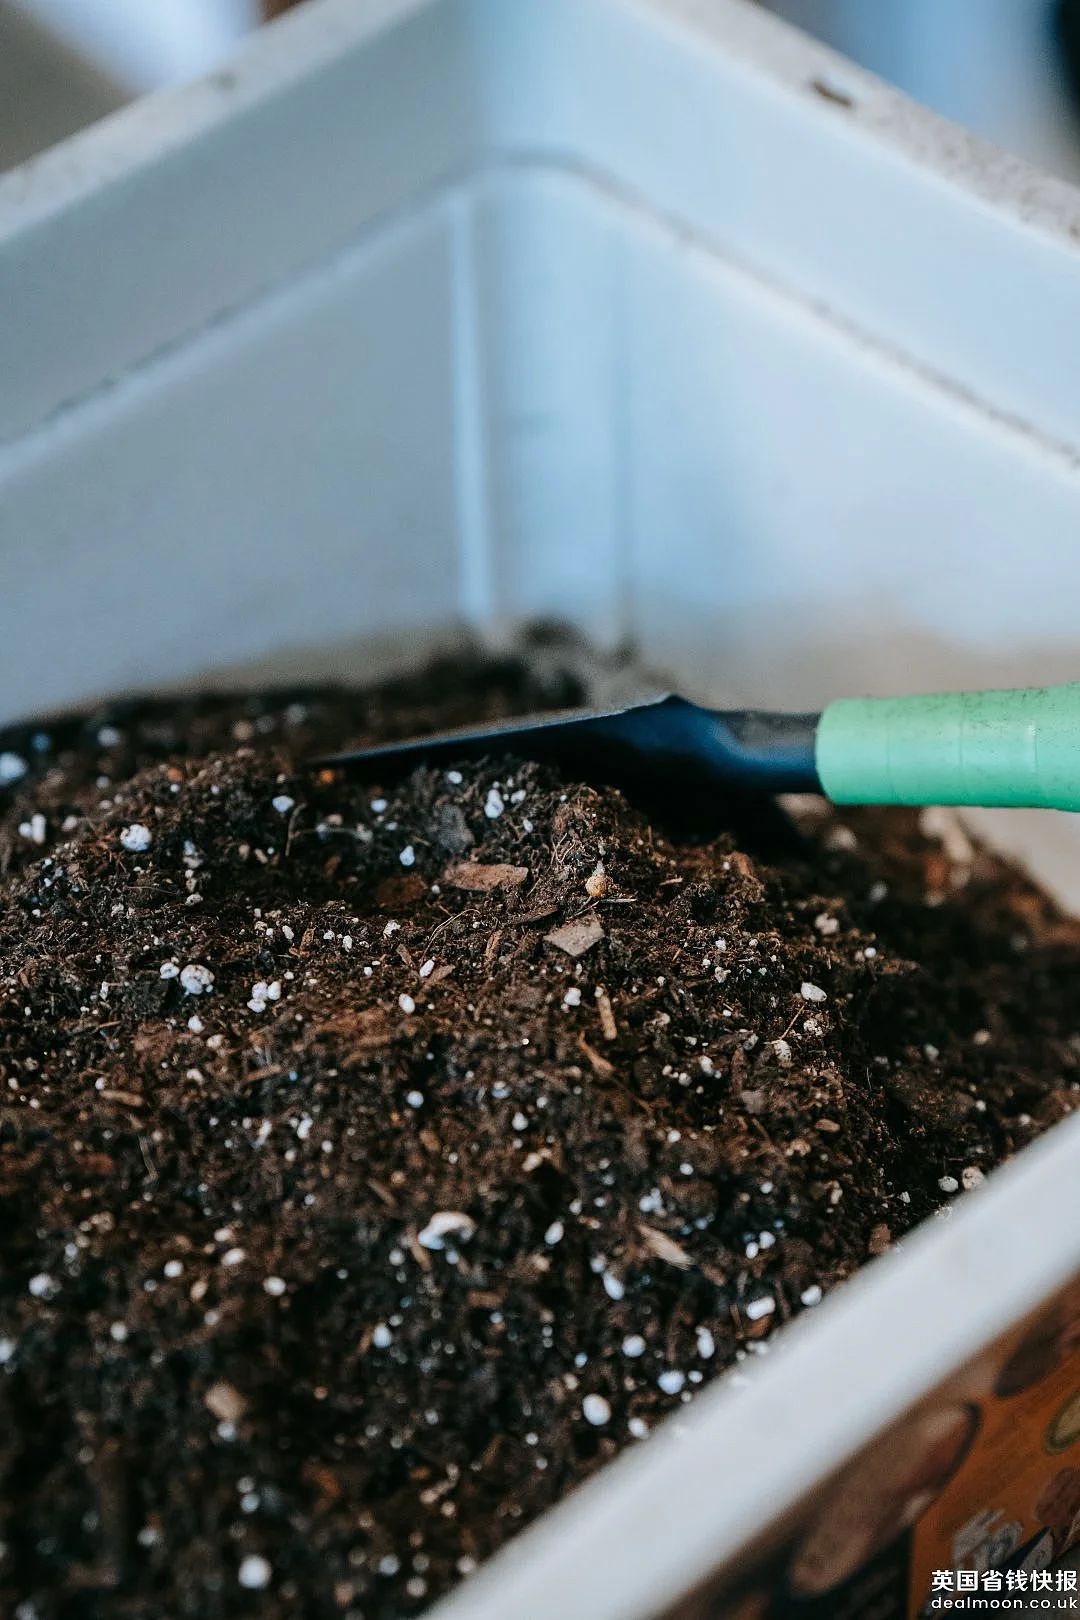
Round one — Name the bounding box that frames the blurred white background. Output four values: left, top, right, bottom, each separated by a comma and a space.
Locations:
0, 0, 260, 168
770, 0, 1080, 184
9, 0, 259, 90
6, 0, 1080, 179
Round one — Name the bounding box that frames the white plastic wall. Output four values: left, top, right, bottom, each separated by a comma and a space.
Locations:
6, 0, 1080, 714
12, 0, 1080, 890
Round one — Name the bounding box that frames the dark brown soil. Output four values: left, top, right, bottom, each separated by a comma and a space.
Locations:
0, 652, 1077, 1620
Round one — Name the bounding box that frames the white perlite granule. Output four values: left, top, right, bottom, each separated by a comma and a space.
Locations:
418, 1211, 476, 1251
582, 1394, 611, 1427
238, 1554, 272, 1590
0, 751, 27, 785
119, 823, 153, 853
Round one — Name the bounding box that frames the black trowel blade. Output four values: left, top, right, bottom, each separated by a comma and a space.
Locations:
309, 693, 676, 777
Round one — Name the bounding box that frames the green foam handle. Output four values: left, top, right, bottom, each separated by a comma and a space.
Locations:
815, 683, 1080, 811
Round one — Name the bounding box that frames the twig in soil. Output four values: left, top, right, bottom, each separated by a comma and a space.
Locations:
577, 1036, 615, 1078
238, 1065, 291, 1087
284, 802, 304, 858
773, 1005, 807, 1044
748, 1115, 787, 1172
424, 908, 479, 950
595, 986, 618, 1042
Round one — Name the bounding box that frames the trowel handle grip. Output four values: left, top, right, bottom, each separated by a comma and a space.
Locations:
815, 683, 1080, 811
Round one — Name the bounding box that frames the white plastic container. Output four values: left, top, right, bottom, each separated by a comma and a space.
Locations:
1, 1, 1079, 1615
